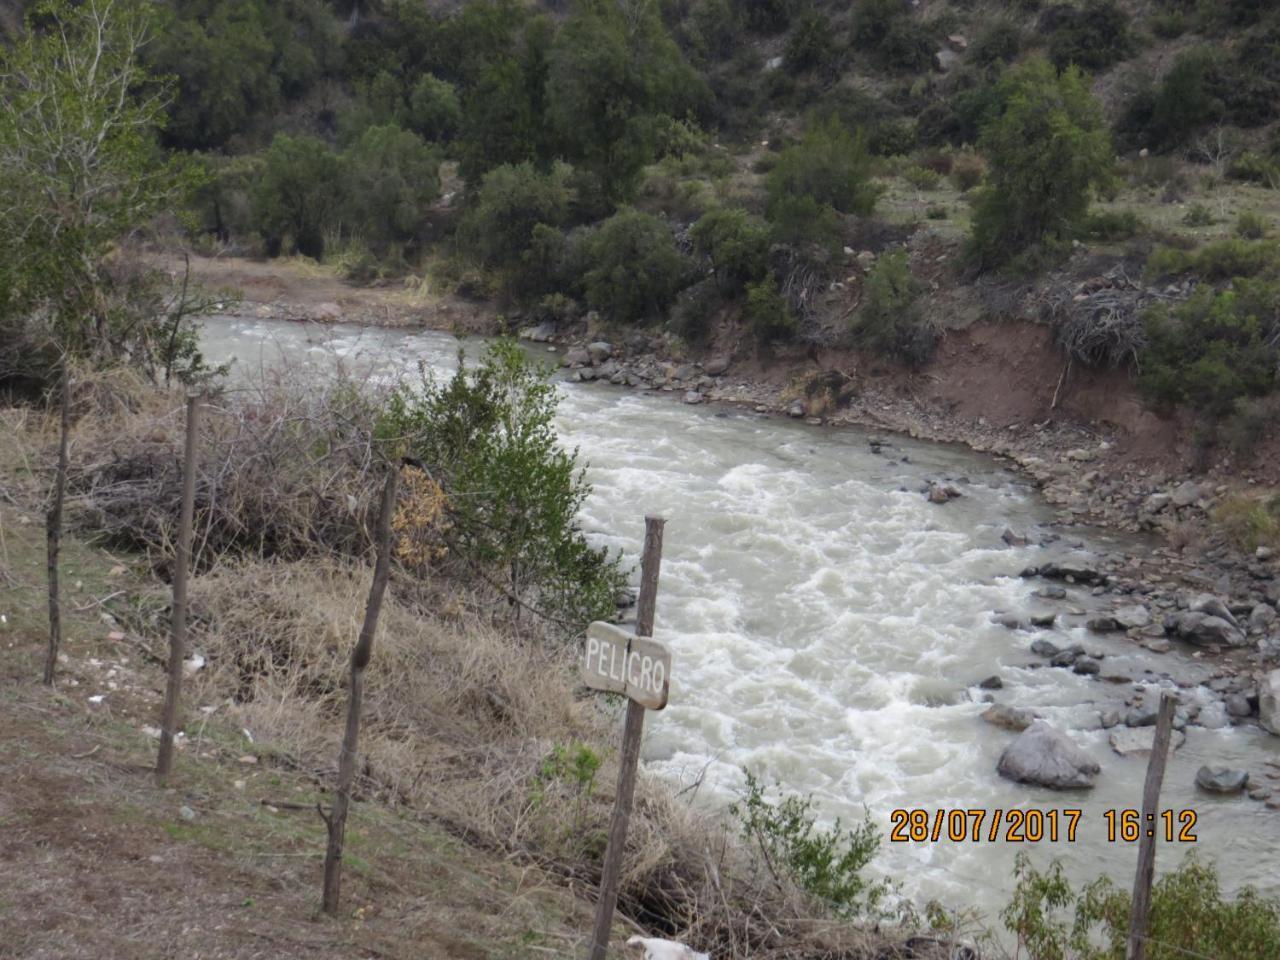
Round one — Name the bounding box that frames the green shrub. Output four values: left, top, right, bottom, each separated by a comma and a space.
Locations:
785, 10, 837, 74
341, 124, 441, 256
766, 115, 882, 225
406, 74, 462, 143
578, 208, 690, 323
743, 275, 796, 344
1139, 279, 1280, 415
852, 251, 938, 365
669, 277, 725, 342
461, 161, 576, 270
251, 133, 344, 258
1081, 209, 1142, 241
948, 148, 987, 191
1004, 852, 1280, 960
735, 0, 794, 34
1236, 211, 1270, 240
1224, 396, 1280, 461
851, 0, 935, 72
904, 165, 942, 190
767, 193, 842, 252
1229, 151, 1280, 189
378, 340, 626, 636
691, 207, 771, 294
730, 770, 888, 919
1182, 202, 1216, 227
1137, 48, 1224, 151
1146, 238, 1280, 280
969, 20, 1022, 68
926, 205, 948, 220
1215, 492, 1280, 551
1044, 0, 1133, 72
967, 57, 1112, 270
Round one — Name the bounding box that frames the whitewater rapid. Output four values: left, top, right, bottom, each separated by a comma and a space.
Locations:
200, 317, 1280, 922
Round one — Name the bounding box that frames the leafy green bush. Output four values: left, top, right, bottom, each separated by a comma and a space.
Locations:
669, 277, 725, 342
406, 74, 462, 143
730, 770, 888, 919
1043, 0, 1133, 72
743, 275, 795, 344
1081, 209, 1143, 241
969, 20, 1022, 68
1139, 279, 1280, 415
734, 0, 794, 35
1181, 203, 1216, 227
851, 0, 935, 72
691, 207, 771, 294
251, 133, 344, 258
766, 115, 882, 237
578, 208, 690, 323
1004, 852, 1280, 960
341, 125, 441, 256
1236, 211, 1270, 240
378, 340, 626, 635
967, 57, 1112, 271
1215, 492, 1280, 551
948, 148, 987, 191
785, 11, 837, 74
1228, 151, 1280, 189
460, 161, 576, 276
904, 165, 942, 190
1145, 239, 1280, 280
852, 251, 938, 365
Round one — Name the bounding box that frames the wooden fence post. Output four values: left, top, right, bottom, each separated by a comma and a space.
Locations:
43, 367, 71, 686
588, 515, 665, 960
1126, 692, 1177, 960
156, 392, 202, 783
321, 463, 400, 915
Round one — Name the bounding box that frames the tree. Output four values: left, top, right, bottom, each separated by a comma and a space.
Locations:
0, 0, 204, 686
690, 207, 770, 294
378, 341, 625, 635
545, 0, 709, 204
578, 208, 690, 324
967, 57, 1112, 271
251, 133, 343, 257
342, 124, 441, 255
766, 116, 881, 221
406, 73, 462, 143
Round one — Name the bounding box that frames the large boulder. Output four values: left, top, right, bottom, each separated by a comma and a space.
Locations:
1195, 766, 1248, 794
1167, 611, 1247, 648
1171, 480, 1203, 508
587, 341, 613, 364
997, 721, 1100, 789
1189, 594, 1240, 627
1113, 604, 1152, 629
1260, 670, 1280, 736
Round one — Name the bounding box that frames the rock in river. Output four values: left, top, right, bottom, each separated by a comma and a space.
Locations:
1195, 766, 1248, 795
1109, 727, 1186, 757
1167, 611, 1247, 648
1030, 638, 1060, 657
1260, 669, 1280, 736
982, 704, 1037, 731
997, 721, 1100, 789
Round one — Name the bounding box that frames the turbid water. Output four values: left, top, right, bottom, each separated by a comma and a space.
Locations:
201, 317, 1280, 923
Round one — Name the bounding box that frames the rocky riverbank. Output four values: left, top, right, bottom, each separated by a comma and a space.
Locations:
525, 323, 1280, 784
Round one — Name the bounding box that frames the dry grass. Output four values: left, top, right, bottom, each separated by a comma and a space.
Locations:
183, 558, 901, 958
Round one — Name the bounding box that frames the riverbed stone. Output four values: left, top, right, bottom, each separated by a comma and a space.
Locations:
1109, 727, 1186, 757
1087, 616, 1122, 633
1189, 594, 1240, 626
1113, 604, 1152, 629
1126, 703, 1159, 727
1167, 611, 1247, 648
1171, 480, 1203, 508
997, 721, 1100, 790
978, 675, 1003, 690
1195, 766, 1249, 794
1073, 657, 1101, 676
703, 356, 731, 376
1029, 610, 1057, 628
683, 391, 703, 405
1030, 638, 1060, 657
1002, 528, 1030, 547
982, 704, 1037, 731
1251, 604, 1278, 631
1225, 693, 1253, 718
787, 401, 804, 418
587, 341, 613, 363
562, 347, 591, 367
1259, 670, 1280, 736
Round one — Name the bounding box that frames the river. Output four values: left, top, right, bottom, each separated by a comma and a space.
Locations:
199, 316, 1280, 924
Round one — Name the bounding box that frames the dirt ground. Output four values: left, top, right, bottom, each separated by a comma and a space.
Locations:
0, 499, 618, 960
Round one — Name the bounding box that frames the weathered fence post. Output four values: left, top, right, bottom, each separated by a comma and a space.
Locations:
1126, 691, 1177, 960
43, 366, 71, 686
320, 463, 400, 915
588, 515, 666, 960
156, 392, 202, 783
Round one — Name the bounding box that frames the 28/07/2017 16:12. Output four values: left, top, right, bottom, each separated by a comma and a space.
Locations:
888, 808, 1199, 844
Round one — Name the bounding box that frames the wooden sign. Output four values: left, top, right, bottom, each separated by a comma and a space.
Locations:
583, 621, 671, 711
